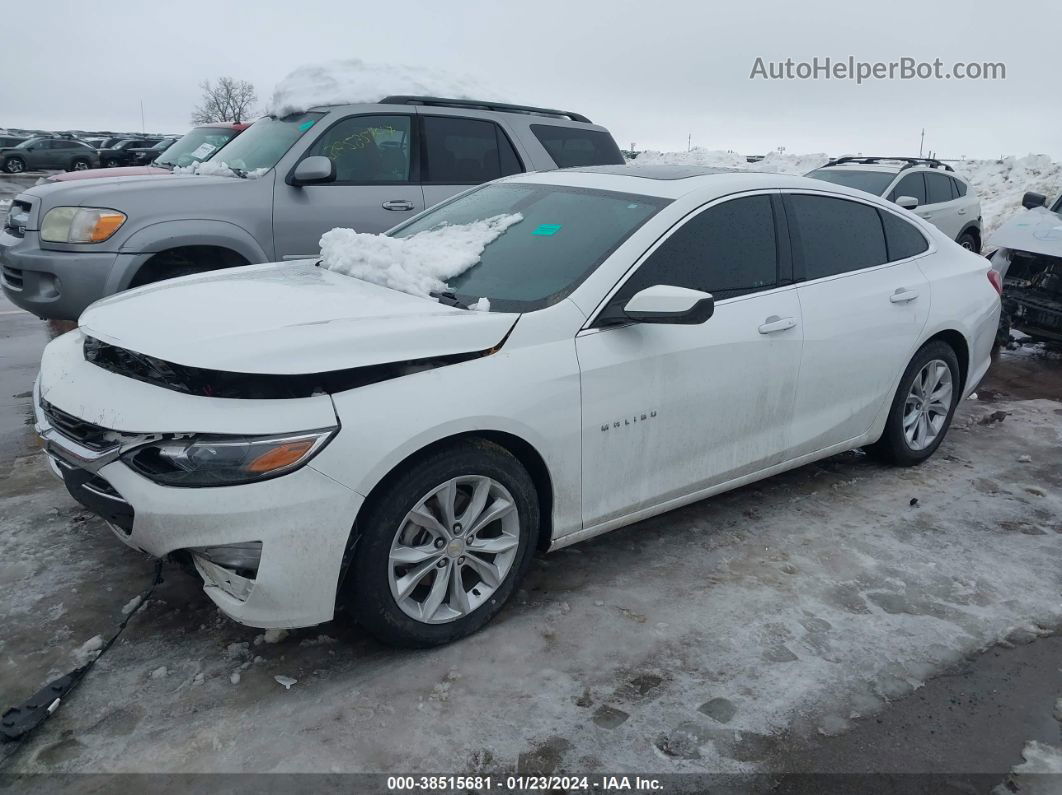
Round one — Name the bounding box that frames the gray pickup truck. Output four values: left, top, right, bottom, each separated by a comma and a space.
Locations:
1, 96, 624, 320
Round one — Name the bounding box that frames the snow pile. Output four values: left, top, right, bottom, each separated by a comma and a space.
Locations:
951, 155, 1062, 242
319, 214, 522, 300
633, 148, 1062, 242
171, 161, 268, 179
269, 59, 503, 117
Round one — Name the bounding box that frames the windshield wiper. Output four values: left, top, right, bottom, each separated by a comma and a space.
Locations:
429, 290, 470, 309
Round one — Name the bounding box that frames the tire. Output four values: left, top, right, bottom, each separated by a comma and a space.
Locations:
957, 231, 979, 253
4, 156, 25, 174
866, 340, 961, 466
69, 158, 91, 172
344, 439, 539, 648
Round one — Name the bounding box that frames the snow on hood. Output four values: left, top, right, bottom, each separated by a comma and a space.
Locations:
989, 205, 1062, 258
268, 59, 504, 117
172, 161, 268, 178
319, 213, 522, 299
78, 261, 517, 375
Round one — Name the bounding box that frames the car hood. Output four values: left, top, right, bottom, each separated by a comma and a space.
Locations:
79, 260, 518, 375
989, 206, 1062, 258
47, 166, 169, 182
25, 172, 248, 211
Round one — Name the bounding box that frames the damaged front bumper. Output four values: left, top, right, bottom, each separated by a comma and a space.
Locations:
992, 248, 1062, 342
33, 334, 365, 629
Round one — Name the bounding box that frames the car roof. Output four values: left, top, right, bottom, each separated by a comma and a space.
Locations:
502, 164, 886, 201
813, 162, 969, 183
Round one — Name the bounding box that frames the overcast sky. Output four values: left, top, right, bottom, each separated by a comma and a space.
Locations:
2, 0, 1057, 159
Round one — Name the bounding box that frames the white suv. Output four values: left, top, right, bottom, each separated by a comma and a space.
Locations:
806, 157, 982, 252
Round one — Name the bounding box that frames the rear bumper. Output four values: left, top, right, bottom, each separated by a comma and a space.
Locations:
0, 229, 121, 320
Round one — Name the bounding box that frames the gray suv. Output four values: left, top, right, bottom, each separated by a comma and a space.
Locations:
1, 96, 624, 320
1, 137, 100, 174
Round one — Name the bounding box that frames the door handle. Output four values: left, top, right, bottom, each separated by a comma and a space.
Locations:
890, 288, 920, 303
382, 200, 415, 211
758, 315, 798, 334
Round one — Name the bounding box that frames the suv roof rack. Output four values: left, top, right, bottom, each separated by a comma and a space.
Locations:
379, 95, 592, 124
822, 155, 954, 172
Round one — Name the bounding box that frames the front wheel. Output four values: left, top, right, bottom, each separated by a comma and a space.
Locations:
4, 156, 25, 174
866, 340, 961, 466
345, 440, 539, 647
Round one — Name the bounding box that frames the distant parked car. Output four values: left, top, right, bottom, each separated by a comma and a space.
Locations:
129, 138, 179, 165
1, 137, 99, 173
95, 137, 128, 150
806, 156, 983, 252
0, 135, 28, 148
45, 123, 250, 184
3, 97, 625, 319
99, 138, 163, 168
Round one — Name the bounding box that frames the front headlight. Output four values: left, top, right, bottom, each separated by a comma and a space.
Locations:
122, 428, 335, 487
40, 206, 127, 243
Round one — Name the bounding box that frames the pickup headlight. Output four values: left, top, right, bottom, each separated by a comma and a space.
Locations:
40, 206, 127, 243
122, 428, 335, 487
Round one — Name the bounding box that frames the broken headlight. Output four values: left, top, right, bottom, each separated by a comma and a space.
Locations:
122, 429, 335, 487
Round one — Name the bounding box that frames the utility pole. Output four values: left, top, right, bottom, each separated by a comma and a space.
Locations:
687, 133, 692, 152
919, 128, 925, 157
140, 100, 145, 134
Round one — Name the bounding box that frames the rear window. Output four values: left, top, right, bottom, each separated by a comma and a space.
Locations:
530, 124, 624, 168
805, 168, 896, 196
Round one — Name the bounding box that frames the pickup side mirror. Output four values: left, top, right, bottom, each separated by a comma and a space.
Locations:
1022, 191, 1047, 210
291, 155, 335, 186
895, 195, 919, 210
622, 285, 715, 325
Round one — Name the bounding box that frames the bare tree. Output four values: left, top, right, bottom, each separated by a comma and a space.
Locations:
191, 77, 258, 124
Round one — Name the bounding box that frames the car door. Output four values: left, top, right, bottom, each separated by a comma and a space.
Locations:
34, 140, 61, 169
419, 115, 525, 209
577, 192, 804, 527
922, 171, 963, 240
784, 193, 931, 457
272, 114, 425, 260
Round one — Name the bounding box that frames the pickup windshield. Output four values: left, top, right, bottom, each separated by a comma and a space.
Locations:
201, 113, 323, 173
389, 183, 669, 312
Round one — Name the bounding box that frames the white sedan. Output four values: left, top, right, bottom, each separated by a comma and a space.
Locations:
33, 165, 1001, 647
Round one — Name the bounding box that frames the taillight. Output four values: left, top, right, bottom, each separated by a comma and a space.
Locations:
987, 270, 1002, 295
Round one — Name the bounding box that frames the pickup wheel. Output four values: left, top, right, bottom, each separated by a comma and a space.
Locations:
3, 156, 26, 174
128, 247, 249, 288
344, 440, 539, 648
866, 340, 961, 466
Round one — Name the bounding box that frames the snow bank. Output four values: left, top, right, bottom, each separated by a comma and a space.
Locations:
633, 148, 1062, 243
269, 59, 503, 117
319, 214, 522, 300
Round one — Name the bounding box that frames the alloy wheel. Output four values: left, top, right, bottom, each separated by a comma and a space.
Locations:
902, 359, 953, 451
388, 476, 520, 624
6, 159, 23, 174
73, 160, 89, 170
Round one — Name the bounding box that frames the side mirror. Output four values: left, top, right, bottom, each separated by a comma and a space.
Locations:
1022, 191, 1047, 210
622, 285, 715, 325
291, 156, 335, 186
895, 195, 919, 210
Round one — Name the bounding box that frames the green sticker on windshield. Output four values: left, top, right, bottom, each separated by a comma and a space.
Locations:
298, 120, 316, 132
533, 224, 562, 236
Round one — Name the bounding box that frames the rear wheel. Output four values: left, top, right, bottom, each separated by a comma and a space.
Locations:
345, 440, 539, 647
69, 157, 91, 171
866, 340, 961, 466
957, 231, 979, 253
4, 156, 25, 174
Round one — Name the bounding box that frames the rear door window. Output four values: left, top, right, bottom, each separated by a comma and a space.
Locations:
421, 116, 523, 184
925, 172, 954, 205
530, 124, 624, 168
787, 194, 888, 279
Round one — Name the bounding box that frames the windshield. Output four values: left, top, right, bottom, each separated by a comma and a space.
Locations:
805, 168, 896, 196
155, 127, 242, 168
390, 183, 669, 312
201, 113, 323, 173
